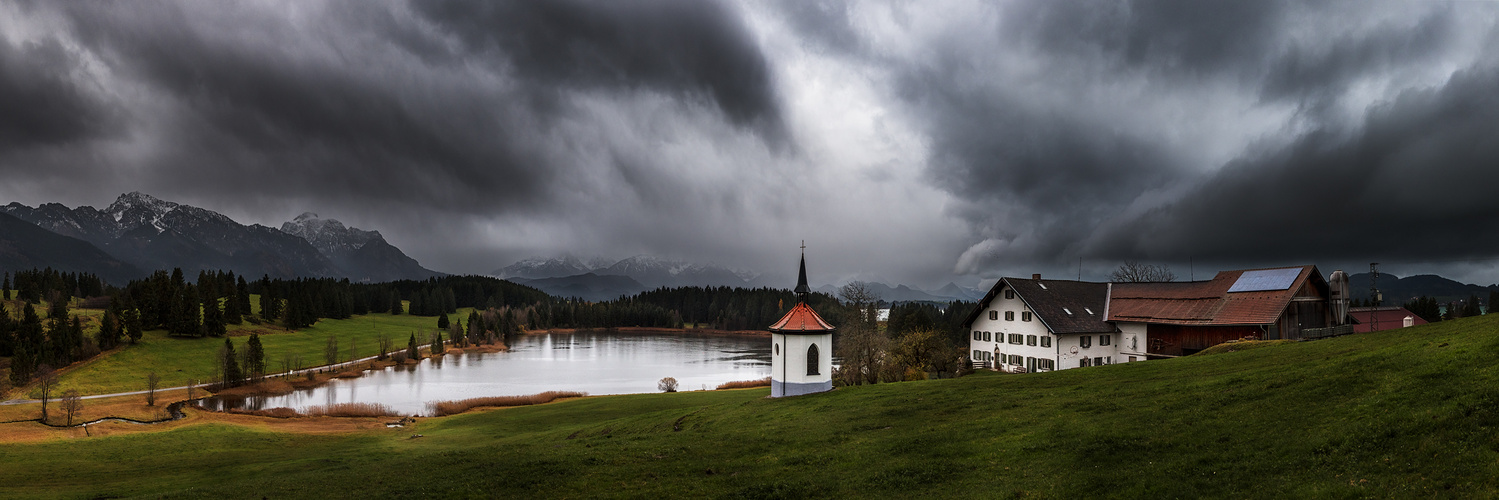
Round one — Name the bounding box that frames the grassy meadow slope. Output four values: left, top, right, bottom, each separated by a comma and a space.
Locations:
3, 314, 1499, 498
8, 296, 469, 397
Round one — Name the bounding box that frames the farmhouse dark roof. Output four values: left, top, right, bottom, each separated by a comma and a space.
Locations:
1106, 265, 1323, 326
962, 277, 1114, 334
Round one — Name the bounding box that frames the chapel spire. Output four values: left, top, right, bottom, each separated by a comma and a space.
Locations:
794, 240, 810, 300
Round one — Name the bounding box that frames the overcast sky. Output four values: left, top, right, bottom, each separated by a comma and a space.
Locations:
3, 0, 1499, 288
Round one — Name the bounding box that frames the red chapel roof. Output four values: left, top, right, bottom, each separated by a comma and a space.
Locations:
769, 302, 835, 333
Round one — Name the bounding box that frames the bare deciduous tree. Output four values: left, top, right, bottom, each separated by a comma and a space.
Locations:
1109, 260, 1177, 283
325, 335, 340, 366
839, 281, 882, 327
658, 377, 679, 393
61, 389, 82, 426
834, 319, 890, 386
146, 372, 160, 406
35, 365, 56, 423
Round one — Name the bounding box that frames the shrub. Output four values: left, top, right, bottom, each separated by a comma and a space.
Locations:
716, 377, 771, 390
425, 391, 587, 417
658, 377, 679, 393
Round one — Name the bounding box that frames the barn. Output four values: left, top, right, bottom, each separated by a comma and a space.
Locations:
1106, 266, 1352, 357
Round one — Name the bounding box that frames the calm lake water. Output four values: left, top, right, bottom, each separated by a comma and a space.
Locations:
202, 331, 771, 416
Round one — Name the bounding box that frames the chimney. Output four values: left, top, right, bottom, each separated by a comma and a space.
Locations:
1032, 273, 1041, 280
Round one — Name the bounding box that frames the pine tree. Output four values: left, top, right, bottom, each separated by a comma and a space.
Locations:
407, 333, 420, 360
124, 306, 143, 344
224, 286, 242, 325
3, 271, 10, 300
245, 333, 266, 381
180, 286, 202, 336
97, 308, 119, 351
390, 292, 403, 315
430, 329, 444, 356
236, 276, 251, 318
437, 313, 449, 330
220, 338, 242, 388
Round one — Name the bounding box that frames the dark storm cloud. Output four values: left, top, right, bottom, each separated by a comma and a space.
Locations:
14, 0, 783, 213
0, 36, 112, 148
1092, 63, 1499, 263
411, 0, 785, 139
860, 0, 1498, 278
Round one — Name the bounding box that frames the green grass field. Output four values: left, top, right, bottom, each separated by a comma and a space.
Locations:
3, 313, 1498, 497
20, 297, 469, 397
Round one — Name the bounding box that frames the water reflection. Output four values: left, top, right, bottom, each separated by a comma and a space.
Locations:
202, 331, 771, 416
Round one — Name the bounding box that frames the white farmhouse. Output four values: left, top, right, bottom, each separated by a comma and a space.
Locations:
963, 275, 1148, 372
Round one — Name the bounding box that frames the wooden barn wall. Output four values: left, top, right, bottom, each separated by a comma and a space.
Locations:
1146, 324, 1262, 356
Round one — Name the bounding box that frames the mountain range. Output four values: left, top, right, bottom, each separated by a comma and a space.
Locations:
0, 192, 440, 284
492, 255, 983, 302
1347, 272, 1498, 304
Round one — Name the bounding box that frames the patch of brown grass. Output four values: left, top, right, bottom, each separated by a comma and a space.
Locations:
426, 391, 587, 416
716, 377, 772, 390
303, 402, 398, 418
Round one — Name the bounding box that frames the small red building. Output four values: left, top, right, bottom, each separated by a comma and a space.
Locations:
1348, 306, 1427, 333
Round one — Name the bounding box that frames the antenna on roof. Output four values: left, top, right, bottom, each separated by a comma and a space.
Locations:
1189, 257, 1194, 281
1370, 262, 1381, 332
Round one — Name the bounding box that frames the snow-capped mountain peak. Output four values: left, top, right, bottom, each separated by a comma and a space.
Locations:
280, 213, 381, 256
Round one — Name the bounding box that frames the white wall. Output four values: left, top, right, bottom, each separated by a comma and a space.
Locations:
1116, 322, 1149, 362
968, 287, 1055, 372
771, 332, 832, 384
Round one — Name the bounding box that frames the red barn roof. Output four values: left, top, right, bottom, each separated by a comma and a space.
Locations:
769, 302, 835, 333
1107, 265, 1324, 326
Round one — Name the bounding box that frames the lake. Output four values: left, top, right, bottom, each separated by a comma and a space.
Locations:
201, 331, 771, 416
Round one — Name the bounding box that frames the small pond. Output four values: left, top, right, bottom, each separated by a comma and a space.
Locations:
201, 331, 771, 416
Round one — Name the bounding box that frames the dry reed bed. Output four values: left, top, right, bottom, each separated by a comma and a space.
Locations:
716, 377, 771, 390
228, 402, 397, 418
426, 391, 587, 417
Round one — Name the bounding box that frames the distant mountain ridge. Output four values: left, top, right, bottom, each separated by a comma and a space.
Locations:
1348, 272, 1498, 304
1, 192, 439, 283
0, 211, 142, 284
492, 255, 982, 302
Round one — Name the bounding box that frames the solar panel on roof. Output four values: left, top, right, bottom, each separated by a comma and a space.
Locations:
1228, 268, 1302, 293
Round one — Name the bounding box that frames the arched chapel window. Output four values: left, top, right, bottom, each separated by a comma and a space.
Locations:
807, 344, 820, 376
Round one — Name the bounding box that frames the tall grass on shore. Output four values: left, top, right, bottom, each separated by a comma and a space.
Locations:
305, 402, 398, 417
716, 377, 771, 390
426, 391, 587, 416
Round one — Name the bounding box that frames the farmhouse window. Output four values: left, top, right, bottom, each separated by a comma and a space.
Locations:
1100, 335, 1111, 346
1010, 333, 1024, 345
1021, 312, 1032, 322
1026, 335, 1037, 346
1041, 336, 1052, 348
1128, 356, 1136, 362
973, 349, 981, 359
983, 331, 991, 342
1080, 336, 1091, 348
973, 331, 981, 341
989, 310, 998, 321
1005, 311, 1015, 321
1010, 354, 1023, 365
1094, 357, 1104, 366
1080, 358, 1091, 367
1004, 290, 1014, 300
1026, 357, 1036, 371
